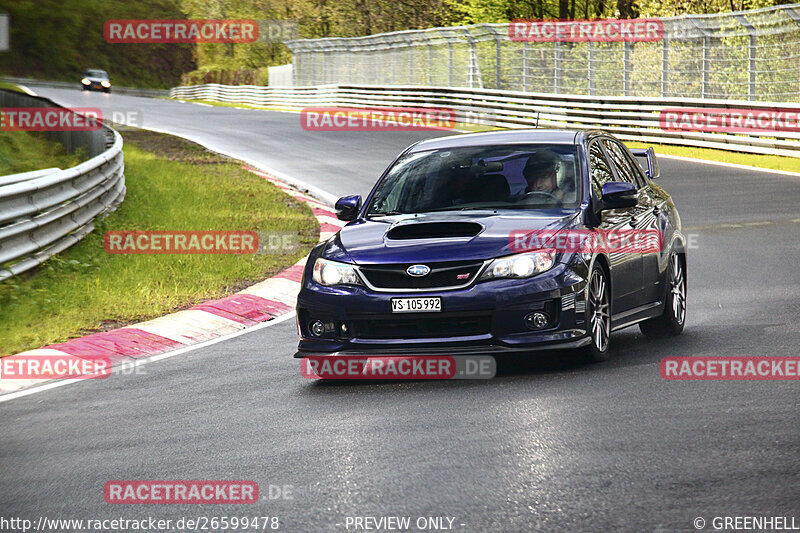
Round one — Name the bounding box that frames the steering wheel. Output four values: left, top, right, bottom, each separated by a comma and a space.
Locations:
523, 190, 560, 203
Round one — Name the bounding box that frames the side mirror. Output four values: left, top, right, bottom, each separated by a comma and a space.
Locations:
631, 147, 660, 180
598, 182, 638, 210
335, 195, 362, 221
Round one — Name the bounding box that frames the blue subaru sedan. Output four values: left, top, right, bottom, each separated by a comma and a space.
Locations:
295, 129, 687, 362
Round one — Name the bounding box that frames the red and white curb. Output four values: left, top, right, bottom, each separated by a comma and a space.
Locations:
0, 167, 346, 395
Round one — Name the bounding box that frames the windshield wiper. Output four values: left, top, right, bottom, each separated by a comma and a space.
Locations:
367, 210, 407, 216
427, 206, 501, 212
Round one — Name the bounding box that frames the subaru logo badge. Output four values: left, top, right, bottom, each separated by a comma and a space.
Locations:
406, 264, 431, 277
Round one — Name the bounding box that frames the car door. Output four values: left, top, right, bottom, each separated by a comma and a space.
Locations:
588, 140, 643, 313
604, 139, 669, 305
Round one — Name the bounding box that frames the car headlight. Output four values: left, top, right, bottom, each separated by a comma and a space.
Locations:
101, 80, 111, 87
312, 257, 362, 286
81, 78, 90, 85
479, 251, 555, 281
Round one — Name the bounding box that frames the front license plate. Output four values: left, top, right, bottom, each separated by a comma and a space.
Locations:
391, 297, 441, 313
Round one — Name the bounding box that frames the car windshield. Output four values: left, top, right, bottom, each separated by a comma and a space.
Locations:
85, 70, 108, 78
366, 144, 580, 215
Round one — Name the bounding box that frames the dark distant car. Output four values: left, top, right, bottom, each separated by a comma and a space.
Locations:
295, 129, 687, 363
81, 69, 111, 93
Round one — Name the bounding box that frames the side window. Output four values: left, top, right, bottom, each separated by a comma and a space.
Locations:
603, 139, 645, 188
588, 142, 614, 199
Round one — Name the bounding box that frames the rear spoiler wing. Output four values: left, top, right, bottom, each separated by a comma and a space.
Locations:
630, 147, 660, 180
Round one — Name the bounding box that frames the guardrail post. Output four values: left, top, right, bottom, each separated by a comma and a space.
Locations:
495, 33, 502, 89
748, 34, 757, 101
783, 7, 800, 101
409, 42, 414, 84
734, 14, 757, 101
588, 41, 594, 96
464, 30, 483, 88
523, 42, 529, 92
312, 50, 318, 85
361, 52, 367, 84
623, 42, 632, 97
661, 37, 669, 98
554, 42, 562, 94
702, 36, 710, 98
391, 47, 396, 84
427, 37, 434, 85
448, 41, 454, 86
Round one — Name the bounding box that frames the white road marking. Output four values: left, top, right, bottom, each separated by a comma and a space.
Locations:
16, 84, 37, 96
0, 312, 297, 404
655, 153, 800, 178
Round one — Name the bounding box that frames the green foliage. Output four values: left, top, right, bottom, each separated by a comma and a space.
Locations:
181, 65, 270, 85
0, 0, 791, 89
0, 130, 83, 175
0, 0, 195, 88
0, 129, 319, 355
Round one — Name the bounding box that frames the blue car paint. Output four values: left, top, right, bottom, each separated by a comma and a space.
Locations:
295, 129, 685, 356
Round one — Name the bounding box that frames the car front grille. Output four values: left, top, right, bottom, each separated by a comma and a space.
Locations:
349, 312, 492, 339
358, 260, 485, 290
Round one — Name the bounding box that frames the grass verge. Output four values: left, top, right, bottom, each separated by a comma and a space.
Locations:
0, 128, 319, 355
624, 142, 800, 173
0, 82, 27, 93
0, 130, 84, 175
1, 82, 85, 175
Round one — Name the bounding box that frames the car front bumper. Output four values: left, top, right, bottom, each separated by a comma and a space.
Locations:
295, 261, 591, 357
82, 82, 109, 90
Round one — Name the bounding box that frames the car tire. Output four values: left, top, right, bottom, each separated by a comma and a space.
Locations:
580, 264, 611, 363
640, 252, 686, 338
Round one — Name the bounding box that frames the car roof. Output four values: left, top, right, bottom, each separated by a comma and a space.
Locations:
407, 129, 598, 153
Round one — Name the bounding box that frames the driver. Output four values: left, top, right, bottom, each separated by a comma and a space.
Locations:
523, 150, 564, 201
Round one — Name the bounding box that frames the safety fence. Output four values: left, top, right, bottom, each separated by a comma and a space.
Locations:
0, 89, 125, 280
169, 83, 800, 157
284, 4, 800, 102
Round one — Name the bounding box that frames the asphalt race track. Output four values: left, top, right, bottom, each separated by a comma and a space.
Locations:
1, 86, 798, 531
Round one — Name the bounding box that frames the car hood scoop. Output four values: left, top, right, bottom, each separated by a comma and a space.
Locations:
385, 221, 483, 240
327, 211, 579, 264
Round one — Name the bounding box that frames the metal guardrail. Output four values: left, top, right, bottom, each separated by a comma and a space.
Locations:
284, 4, 800, 103
1, 76, 170, 98
170, 83, 800, 158
0, 89, 126, 281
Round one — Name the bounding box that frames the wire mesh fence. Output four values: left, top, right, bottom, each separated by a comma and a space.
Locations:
285, 4, 800, 102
